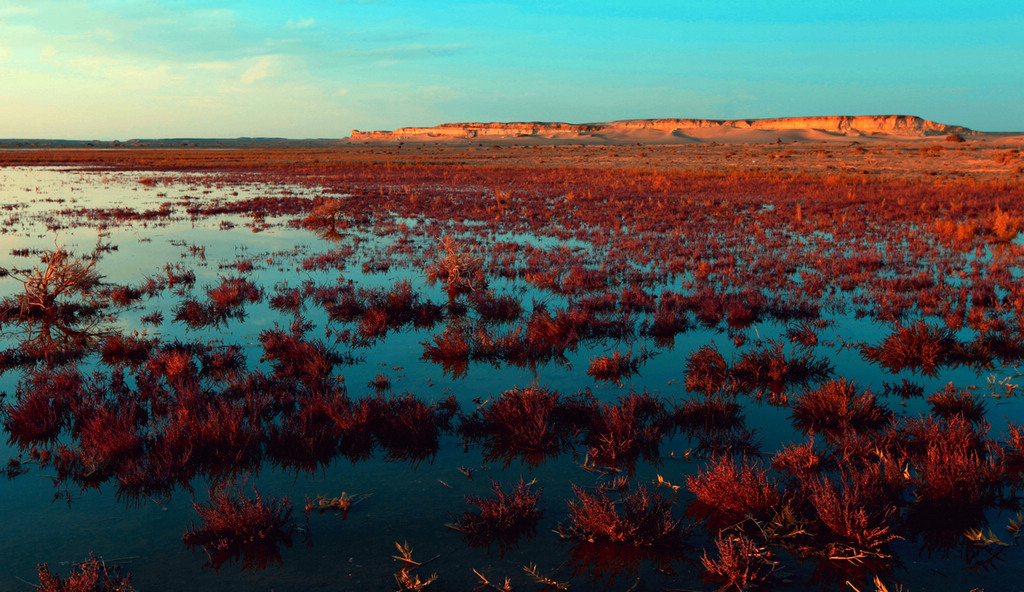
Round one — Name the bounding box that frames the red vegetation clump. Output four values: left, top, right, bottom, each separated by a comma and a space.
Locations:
701, 533, 776, 592
102, 284, 143, 307
426, 235, 488, 298
1003, 422, 1024, 480
563, 484, 687, 548
268, 284, 305, 315
686, 456, 783, 527
927, 383, 987, 423
790, 379, 892, 439
586, 349, 648, 382
458, 386, 592, 465
369, 393, 457, 463
208, 275, 263, 307
99, 332, 157, 367
183, 481, 293, 572
74, 400, 146, 478
469, 290, 523, 322
172, 276, 263, 328
772, 438, 822, 482
732, 339, 833, 394
259, 322, 339, 387
2, 368, 81, 445
674, 394, 744, 435
266, 387, 349, 471
805, 467, 901, 557
684, 344, 731, 395
448, 478, 542, 550
911, 421, 1002, 511
37, 553, 135, 592
861, 320, 959, 377
582, 391, 668, 473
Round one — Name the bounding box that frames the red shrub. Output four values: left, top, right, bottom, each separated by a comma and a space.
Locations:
586, 349, 646, 382
701, 533, 776, 591
674, 394, 743, 434
583, 392, 667, 472
861, 320, 958, 377
3, 369, 81, 445
790, 379, 892, 439
685, 344, 731, 395
772, 438, 822, 482
183, 481, 293, 572
927, 383, 987, 423
370, 393, 456, 463
449, 478, 542, 550
686, 456, 783, 527
459, 386, 592, 466
206, 276, 263, 309
564, 484, 687, 548
99, 332, 156, 367
260, 323, 337, 386
37, 553, 135, 592
804, 466, 900, 555
732, 339, 833, 393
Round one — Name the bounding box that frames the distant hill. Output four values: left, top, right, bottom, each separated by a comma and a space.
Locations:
0, 117, 987, 148
350, 115, 975, 143
0, 138, 343, 149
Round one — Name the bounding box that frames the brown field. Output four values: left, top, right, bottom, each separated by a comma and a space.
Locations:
1, 137, 1022, 180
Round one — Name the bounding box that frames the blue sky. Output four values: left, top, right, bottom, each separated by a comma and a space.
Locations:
0, 0, 1021, 138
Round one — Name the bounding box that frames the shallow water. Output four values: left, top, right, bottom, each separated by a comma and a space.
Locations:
1, 166, 1022, 592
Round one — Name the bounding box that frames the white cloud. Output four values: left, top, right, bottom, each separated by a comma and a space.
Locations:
90, 28, 117, 43
0, 43, 11, 63
40, 45, 56, 63
240, 55, 281, 84
0, 5, 37, 18
286, 18, 315, 29
191, 61, 232, 71
64, 55, 124, 72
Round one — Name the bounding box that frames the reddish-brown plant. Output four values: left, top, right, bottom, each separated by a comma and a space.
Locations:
701, 533, 776, 591
861, 321, 958, 377
182, 481, 293, 572
790, 379, 892, 439
564, 484, 687, 547
687, 456, 783, 527
449, 478, 542, 550
37, 553, 135, 592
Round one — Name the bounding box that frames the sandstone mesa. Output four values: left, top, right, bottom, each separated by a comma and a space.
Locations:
350, 115, 973, 142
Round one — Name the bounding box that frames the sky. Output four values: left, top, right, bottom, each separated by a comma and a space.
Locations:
0, 0, 1021, 139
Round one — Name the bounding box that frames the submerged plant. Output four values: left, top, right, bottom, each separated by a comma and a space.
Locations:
790, 378, 892, 439
686, 456, 783, 528
562, 484, 688, 548
36, 553, 135, 592
1, 243, 104, 320
583, 391, 668, 473
701, 533, 776, 592
426, 235, 487, 298
861, 321, 958, 377
182, 481, 293, 571
448, 478, 542, 550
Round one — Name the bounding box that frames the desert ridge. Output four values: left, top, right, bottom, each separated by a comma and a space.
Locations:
350, 115, 976, 144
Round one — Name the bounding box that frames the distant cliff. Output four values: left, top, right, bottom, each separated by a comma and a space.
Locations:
351, 115, 972, 141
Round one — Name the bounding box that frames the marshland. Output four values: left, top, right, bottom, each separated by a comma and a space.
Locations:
2, 141, 1024, 591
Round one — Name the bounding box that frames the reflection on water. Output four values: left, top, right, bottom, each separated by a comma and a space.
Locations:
0, 166, 1022, 592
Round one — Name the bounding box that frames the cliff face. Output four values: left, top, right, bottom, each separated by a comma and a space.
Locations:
351, 121, 601, 140
350, 115, 972, 141
608, 115, 970, 135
